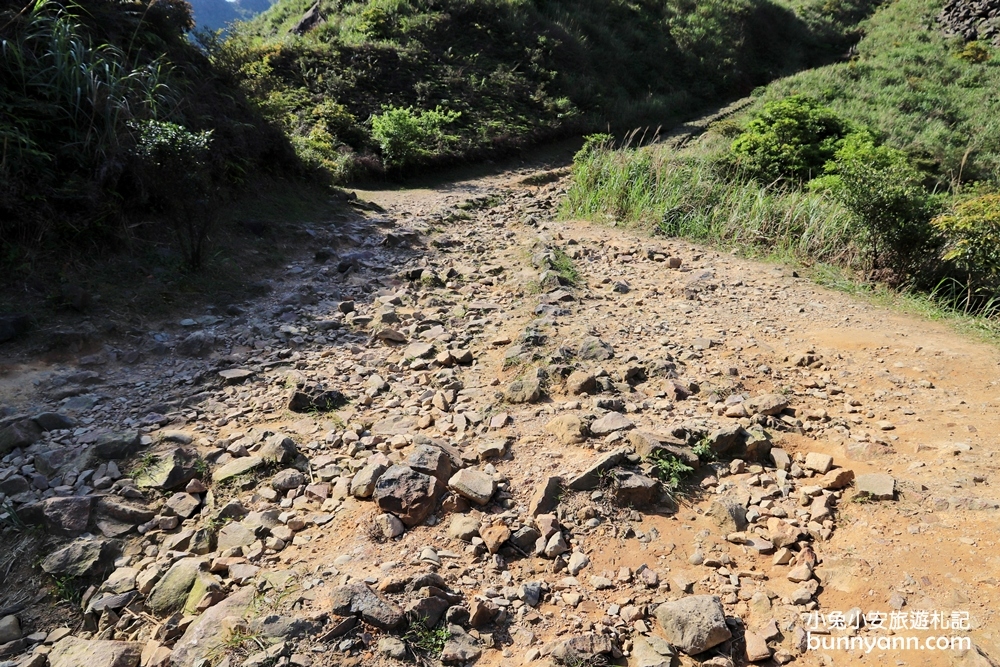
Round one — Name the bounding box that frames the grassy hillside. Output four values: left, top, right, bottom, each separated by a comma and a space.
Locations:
220, 0, 878, 178
0, 0, 295, 270
564, 0, 1000, 312
758, 0, 1000, 185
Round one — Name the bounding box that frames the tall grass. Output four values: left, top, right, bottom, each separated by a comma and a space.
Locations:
563, 135, 862, 265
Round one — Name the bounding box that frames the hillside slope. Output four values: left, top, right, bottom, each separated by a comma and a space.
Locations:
223, 0, 878, 177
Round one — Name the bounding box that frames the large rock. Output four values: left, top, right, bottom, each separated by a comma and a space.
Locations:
134, 448, 195, 489
567, 448, 628, 490
146, 558, 201, 615
549, 634, 615, 664
504, 378, 542, 404
627, 431, 696, 468
32, 412, 77, 432
856, 473, 895, 500
170, 587, 254, 667
93, 431, 141, 460
49, 637, 141, 667
448, 468, 496, 505
373, 465, 439, 527
564, 370, 596, 395
34, 496, 93, 535
165, 492, 200, 519
212, 456, 263, 483
610, 470, 660, 508
0, 420, 41, 456
0, 313, 29, 344
329, 583, 404, 630
745, 394, 789, 417
440, 625, 482, 664
655, 595, 732, 654
545, 415, 588, 444
217, 522, 257, 551
528, 476, 563, 516
707, 425, 746, 455
590, 412, 634, 435
271, 468, 305, 491
706, 497, 748, 533
406, 445, 453, 484
631, 635, 675, 667
350, 457, 390, 498
0, 615, 21, 644
41, 538, 115, 577
258, 435, 298, 464
577, 336, 614, 361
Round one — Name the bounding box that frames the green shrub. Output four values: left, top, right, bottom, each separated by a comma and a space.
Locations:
369, 105, 461, 169
730, 95, 851, 182
933, 193, 1000, 290
817, 133, 939, 274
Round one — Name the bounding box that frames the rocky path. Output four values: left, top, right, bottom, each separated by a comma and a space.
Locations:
0, 161, 999, 667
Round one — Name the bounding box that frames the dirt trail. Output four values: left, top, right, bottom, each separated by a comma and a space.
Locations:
0, 154, 998, 667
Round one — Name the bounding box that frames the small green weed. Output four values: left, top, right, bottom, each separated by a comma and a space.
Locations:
0, 499, 26, 531
51, 575, 84, 604
130, 452, 159, 480
550, 248, 579, 286
647, 450, 694, 489
692, 439, 715, 462
404, 619, 450, 656
193, 457, 210, 478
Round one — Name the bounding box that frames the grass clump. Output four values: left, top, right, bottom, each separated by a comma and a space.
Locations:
404, 620, 450, 656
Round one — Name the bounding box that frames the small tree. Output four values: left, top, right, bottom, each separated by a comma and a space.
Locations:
131, 120, 215, 269
932, 193, 1000, 296
823, 134, 938, 275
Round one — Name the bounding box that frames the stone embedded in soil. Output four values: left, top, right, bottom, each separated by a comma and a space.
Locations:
329, 582, 404, 630
374, 465, 439, 526
655, 595, 732, 655
856, 473, 896, 500
448, 468, 496, 505
48, 636, 142, 667
589, 412, 634, 435
545, 414, 588, 444
505, 377, 543, 404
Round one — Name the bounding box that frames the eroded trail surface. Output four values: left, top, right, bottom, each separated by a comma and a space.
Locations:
1, 161, 998, 667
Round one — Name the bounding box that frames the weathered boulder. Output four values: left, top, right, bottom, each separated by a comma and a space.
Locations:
49, 637, 141, 667
655, 595, 732, 654
170, 587, 254, 667
146, 558, 202, 615
448, 468, 496, 506
41, 538, 116, 578
329, 583, 404, 630
93, 430, 141, 460
373, 465, 439, 527
134, 448, 195, 490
